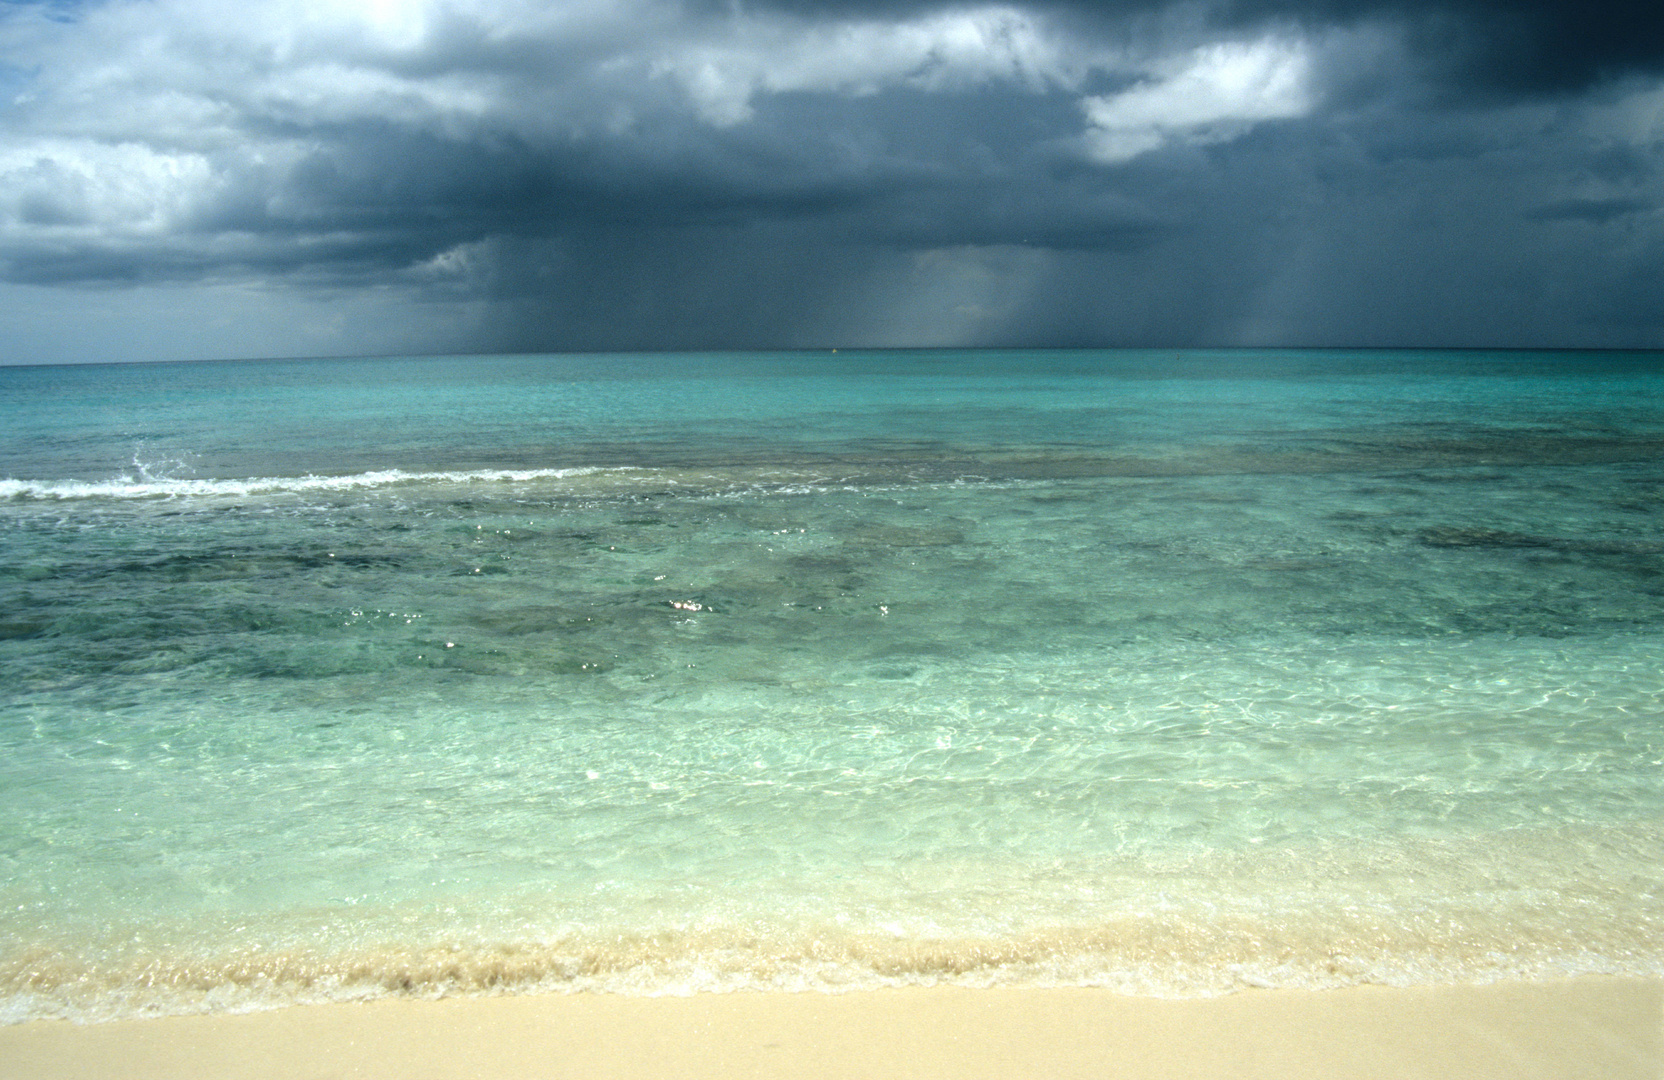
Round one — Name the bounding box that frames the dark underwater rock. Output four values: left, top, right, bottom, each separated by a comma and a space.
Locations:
1420, 527, 1555, 548
1420, 526, 1663, 555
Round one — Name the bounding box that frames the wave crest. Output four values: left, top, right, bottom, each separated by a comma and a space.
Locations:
0, 467, 626, 502
7, 899, 1663, 1026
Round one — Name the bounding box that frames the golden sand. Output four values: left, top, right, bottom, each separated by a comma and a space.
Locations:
1, 978, 1658, 1080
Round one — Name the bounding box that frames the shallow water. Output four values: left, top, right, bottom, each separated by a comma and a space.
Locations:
2, 349, 1663, 1022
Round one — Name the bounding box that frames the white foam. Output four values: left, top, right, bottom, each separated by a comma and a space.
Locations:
7, 890, 1663, 1025
0, 467, 629, 502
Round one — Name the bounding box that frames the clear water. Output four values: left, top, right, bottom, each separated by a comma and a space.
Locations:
3, 349, 1663, 1023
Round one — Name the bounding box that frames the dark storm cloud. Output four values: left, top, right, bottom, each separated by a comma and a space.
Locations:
839, 0, 1651, 97
0, 0, 1661, 358
1525, 196, 1655, 225
1230, 0, 1664, 95
730, 0, 1664, 95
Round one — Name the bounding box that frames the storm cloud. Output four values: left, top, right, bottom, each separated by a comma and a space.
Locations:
0, 0, 1660, 360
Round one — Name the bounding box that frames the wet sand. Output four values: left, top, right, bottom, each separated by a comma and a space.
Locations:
1, 977, 1658, 1080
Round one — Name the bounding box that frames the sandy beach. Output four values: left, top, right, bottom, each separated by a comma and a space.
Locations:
1, 977, 1658, 1080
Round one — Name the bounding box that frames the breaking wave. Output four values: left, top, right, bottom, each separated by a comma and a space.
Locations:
7, 903, 1662, 1026
0, 467, 631, 502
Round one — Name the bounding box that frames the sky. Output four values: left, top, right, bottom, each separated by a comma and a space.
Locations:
0, 0, 1661, 362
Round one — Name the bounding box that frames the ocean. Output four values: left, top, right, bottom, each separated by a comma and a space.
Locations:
2, 348, 1662, 1024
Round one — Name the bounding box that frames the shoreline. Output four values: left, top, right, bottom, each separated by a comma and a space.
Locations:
1, 977, 1658, 1080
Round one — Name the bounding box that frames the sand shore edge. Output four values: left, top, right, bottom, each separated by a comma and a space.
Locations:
2, 977, 1659, 1080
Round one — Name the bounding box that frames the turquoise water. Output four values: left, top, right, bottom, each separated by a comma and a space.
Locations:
2, 349, 1663, 1022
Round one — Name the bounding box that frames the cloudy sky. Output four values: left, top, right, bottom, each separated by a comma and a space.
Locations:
0, 0, 1661, 362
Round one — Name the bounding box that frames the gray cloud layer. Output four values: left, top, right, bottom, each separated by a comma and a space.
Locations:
1, 0, 1660, 359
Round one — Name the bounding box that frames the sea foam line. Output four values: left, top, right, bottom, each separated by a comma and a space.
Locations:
0, 467, 630, 501
6, 911, 1662, 1026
